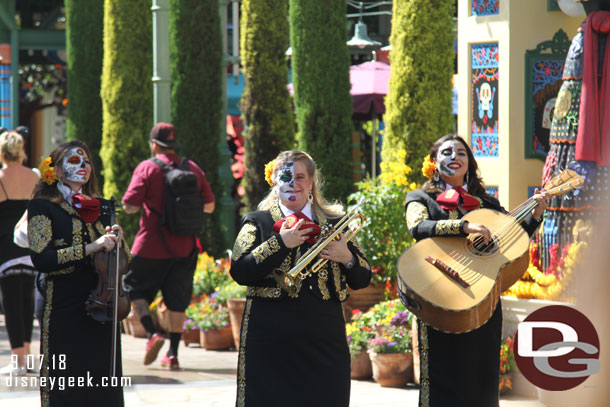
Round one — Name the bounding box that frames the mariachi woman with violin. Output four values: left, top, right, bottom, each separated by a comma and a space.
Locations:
404, 134, 549, 407
230, 150, 372, 407
28, 140, 126, 406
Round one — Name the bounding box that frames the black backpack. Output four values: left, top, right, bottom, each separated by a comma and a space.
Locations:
149, 157, 205, 240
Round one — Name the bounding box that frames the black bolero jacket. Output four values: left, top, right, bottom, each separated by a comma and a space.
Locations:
230, 203, 371, 302
404, 189, 542, 241
27, 197, 113, 277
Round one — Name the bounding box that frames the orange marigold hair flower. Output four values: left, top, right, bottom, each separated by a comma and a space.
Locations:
264, 159, 276, 187
422, 155, 436, 180
39, 156, 58, 185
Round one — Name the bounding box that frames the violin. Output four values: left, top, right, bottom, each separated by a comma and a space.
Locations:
84, 197, 130, 377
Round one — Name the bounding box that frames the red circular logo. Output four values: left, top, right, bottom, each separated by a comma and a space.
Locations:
514, 305, 600, 391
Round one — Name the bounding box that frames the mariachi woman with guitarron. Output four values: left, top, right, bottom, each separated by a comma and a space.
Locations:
230, 150, 371, 407
28, 141, 127, 406
403, 134, 548, 407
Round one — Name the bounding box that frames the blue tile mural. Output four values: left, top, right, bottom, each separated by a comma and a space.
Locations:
485, 186, 499, 199
472, 43, 499, 158
0, 62, 10, 129
472, 0, 500, 16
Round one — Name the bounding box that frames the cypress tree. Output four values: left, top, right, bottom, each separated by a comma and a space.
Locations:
169, 0, 224, 255
241, 0, 295, 210
65, 0, 104, 180
290, 0, 353, 202
100, 0, 153, 241
382, 0, 454, 183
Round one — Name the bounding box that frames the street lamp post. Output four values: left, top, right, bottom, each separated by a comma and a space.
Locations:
151, 0, 171, 124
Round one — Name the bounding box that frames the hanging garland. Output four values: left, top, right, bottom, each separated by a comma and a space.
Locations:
503, 241, 587, 300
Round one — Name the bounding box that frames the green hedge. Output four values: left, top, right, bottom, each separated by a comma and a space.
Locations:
382, 0, 454, 183
100, 0, 153, 242
169, 0, 224, 255
241, 0, 295, 211
289, 0, 354, 203
65, 0, 104, 182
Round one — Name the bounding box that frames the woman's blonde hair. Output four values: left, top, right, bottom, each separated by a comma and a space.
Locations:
0, 131, 25, 164
258, 150, 345, 218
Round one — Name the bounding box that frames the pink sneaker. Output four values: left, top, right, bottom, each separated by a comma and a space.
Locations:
160, 354, 180, 371
143, 333, 165, 365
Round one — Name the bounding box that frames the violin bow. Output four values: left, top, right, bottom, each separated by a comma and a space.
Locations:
109, 197, 121, 379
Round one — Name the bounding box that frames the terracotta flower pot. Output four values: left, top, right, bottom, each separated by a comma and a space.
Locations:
182, 327, 201, 346
346, 284, 386, 314
227, 298, 246, 349
199, 325, 234, 350
125, 310, 147, 338
350, 351, 373, 380
369, 352, 413, 387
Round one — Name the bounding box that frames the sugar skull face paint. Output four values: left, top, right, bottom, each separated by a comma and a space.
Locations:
276, 162, 296, 202
62, 147, 90, 183
435, 140, 468, 179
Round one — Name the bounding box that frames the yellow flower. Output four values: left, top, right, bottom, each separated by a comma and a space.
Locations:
39, 157, 58, 185
264, 160, 275, 187
422, 155, 436, 180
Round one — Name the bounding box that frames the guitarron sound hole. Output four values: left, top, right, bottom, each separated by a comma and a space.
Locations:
467, 234, 499, 256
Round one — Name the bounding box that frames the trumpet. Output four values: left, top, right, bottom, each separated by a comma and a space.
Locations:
273, 198, 366, 294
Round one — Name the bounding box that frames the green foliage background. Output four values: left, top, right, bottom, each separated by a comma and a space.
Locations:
289, 0, 354, 202
240, 0, 295, 211
100, 0, 153, 242
65, 0, 104, 181
382, 0, 455, 183
169, 0, 224, 255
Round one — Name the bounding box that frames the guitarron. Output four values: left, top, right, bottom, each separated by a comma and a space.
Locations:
397, 170, 583, 334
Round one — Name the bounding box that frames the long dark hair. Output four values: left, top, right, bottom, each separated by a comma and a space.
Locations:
422, 134, 487, 197
33, 140, 101, 203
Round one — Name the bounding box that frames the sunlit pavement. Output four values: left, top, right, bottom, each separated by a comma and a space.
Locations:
0, 315, 544, 406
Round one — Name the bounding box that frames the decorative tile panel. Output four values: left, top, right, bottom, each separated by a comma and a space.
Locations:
472, 0, 500, 16
471, 42, 499, 158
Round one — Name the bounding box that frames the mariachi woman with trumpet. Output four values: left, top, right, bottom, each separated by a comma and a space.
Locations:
404, 134, 549, 407
28, 141, 125, 406
230, 150, 371, 407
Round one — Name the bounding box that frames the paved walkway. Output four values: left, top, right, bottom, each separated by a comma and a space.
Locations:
0, 315, 545, 406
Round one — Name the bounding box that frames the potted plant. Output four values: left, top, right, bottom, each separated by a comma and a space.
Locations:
192, 252, 233, 299
368, 325, 413, 387
194, 298, 234, 350
499, 336, 514, 394
346, 309, 376, 380
346, 149, 418, 310
182, 301, 204, 346
217, 281, 248, 349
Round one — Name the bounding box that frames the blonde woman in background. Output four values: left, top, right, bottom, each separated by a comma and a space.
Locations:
0, 131, 39, 375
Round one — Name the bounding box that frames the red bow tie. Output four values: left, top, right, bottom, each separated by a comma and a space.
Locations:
272, 212, 321, 244
72, 194, 101, 223
436, 186, 480, 211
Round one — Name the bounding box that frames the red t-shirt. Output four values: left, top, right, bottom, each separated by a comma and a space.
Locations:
123, 153, 215, 259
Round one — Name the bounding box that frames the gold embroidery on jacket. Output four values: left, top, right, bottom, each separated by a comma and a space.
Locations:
28, 215, 52, 254
237, 299, 253, 407
419, 318, 430, 407
57, 219, 84, 264
435, 219, 462, 235
41, 279, 53, 407
251, 236, 281, 264
317, 265, 331, 300
406, 202, 430, 230
246, 286, 282, 298
59, 201, 77, 216
232, 223, 257, 261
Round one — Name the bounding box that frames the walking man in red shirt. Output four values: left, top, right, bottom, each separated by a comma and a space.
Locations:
122, 122, 215, 370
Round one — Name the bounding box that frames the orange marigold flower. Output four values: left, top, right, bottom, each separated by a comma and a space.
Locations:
264, 159, 276, 187
421, 155, 436, 180
39, 157, 58, 185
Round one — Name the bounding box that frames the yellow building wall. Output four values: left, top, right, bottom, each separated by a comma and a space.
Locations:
457, 0, 582, 210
